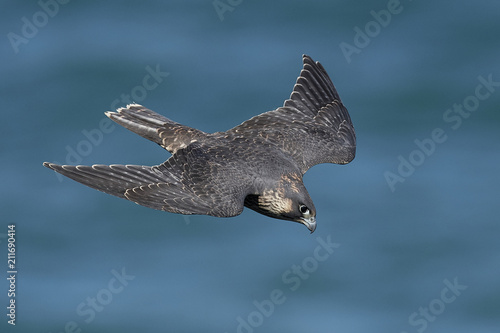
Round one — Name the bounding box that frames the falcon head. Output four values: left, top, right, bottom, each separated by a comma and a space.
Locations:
245, 174, 317, 233
284, 196, 317, 233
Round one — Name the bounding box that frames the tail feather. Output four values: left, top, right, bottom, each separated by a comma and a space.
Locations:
105, 104, 207, 154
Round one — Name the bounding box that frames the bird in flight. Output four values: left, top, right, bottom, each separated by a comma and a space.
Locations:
44, 55, 356, 233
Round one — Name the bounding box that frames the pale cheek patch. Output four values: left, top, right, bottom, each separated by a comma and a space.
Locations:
259, 189, 293, 214
281, 197, 293, 213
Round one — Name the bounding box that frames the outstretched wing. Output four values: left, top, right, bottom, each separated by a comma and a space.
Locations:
227, 54, 356, 174
124, 142, 252, 217
43, 142, 251, 217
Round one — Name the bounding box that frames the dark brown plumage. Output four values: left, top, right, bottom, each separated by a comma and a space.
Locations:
43, 55, 356, 232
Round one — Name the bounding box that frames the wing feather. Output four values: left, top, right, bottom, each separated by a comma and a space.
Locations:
227, 55, 356, 173
43, 141, 251, 217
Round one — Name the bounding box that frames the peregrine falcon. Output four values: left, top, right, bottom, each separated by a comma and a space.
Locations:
44, 55, 356, 233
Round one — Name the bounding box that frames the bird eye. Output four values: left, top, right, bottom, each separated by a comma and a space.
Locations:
299, 204, 310, 215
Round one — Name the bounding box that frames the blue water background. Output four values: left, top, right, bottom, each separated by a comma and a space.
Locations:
1, 1, 499, 332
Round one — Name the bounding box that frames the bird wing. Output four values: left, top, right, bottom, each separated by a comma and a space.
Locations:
124, 141, 253, 217
43, 141, 252, 217
227, 54, 356, 174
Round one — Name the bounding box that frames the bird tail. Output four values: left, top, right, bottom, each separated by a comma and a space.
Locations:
105, 104, 207, 154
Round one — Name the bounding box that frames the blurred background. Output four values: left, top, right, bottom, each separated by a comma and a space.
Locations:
1, 1, 499, 332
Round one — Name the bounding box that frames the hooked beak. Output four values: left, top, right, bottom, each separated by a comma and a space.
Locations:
300, 216, 316, 233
